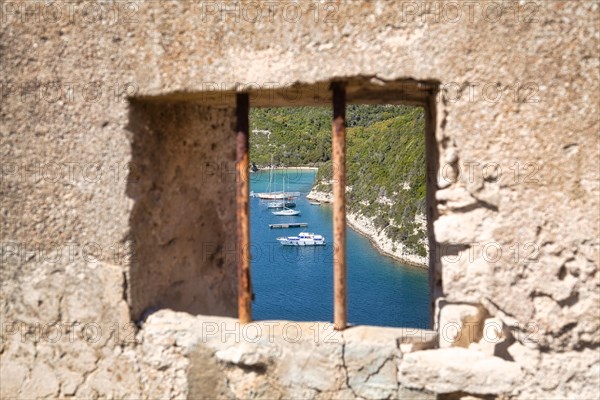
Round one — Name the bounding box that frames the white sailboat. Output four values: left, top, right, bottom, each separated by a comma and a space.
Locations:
255, 158, 301, 199
265, 172, 295, 208
267, 175, 297, 208
259, 192, 301, 200
272, 175, 301, 216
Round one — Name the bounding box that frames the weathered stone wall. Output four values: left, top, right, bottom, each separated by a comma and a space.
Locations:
140, 310, 437, 399
127, 101, 237, 320
1, 1, 598, 398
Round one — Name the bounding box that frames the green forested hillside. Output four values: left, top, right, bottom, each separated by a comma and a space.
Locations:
250, 105, 427, 257
249, 105, 416, 167
250, 107, 331, 167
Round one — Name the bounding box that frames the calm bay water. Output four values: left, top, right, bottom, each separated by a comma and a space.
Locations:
250, 169, 430, 328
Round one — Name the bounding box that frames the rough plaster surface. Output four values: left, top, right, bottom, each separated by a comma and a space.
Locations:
127, 101, 237, 320
1, 1, 599, 398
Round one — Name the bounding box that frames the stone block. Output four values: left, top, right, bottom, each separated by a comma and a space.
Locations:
438, 302, 487, 348
399, 348, 522, 395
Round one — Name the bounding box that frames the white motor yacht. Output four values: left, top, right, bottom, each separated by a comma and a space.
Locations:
277, 232, 326, 246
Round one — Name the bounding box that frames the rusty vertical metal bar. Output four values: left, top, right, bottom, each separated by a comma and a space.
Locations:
236, 93, 252, 324
331, 82, 347, 330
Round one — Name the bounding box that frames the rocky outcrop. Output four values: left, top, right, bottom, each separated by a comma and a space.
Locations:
307, 188, 334, 204
346, 212, 428, 268
307, 189, 428, 268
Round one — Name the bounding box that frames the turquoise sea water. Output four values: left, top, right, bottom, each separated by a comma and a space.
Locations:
250, 169, 430, 328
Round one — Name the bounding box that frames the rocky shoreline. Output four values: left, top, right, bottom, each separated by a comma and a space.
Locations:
307, 189, 428, 269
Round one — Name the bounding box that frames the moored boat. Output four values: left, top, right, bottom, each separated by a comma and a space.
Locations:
277, 232, 326, 246
257, 166, 301, 199
272, 208, 301, 216
257, 192, 301, 200
268, 201, 296, 209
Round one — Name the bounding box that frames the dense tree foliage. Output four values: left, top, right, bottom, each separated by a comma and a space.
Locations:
250, 106, 332, 167
250, 105, 427, 257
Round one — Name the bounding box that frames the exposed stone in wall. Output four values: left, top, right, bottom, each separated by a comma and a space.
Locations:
138, 310, 437, 400
134, 310, 599, 399
436, 301, 488, 349
0, 261, 140, 398
400, 347, 522, 395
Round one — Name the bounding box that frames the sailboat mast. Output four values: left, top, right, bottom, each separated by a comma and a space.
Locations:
267, 154, 273, 193
282, 173, 288, 210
